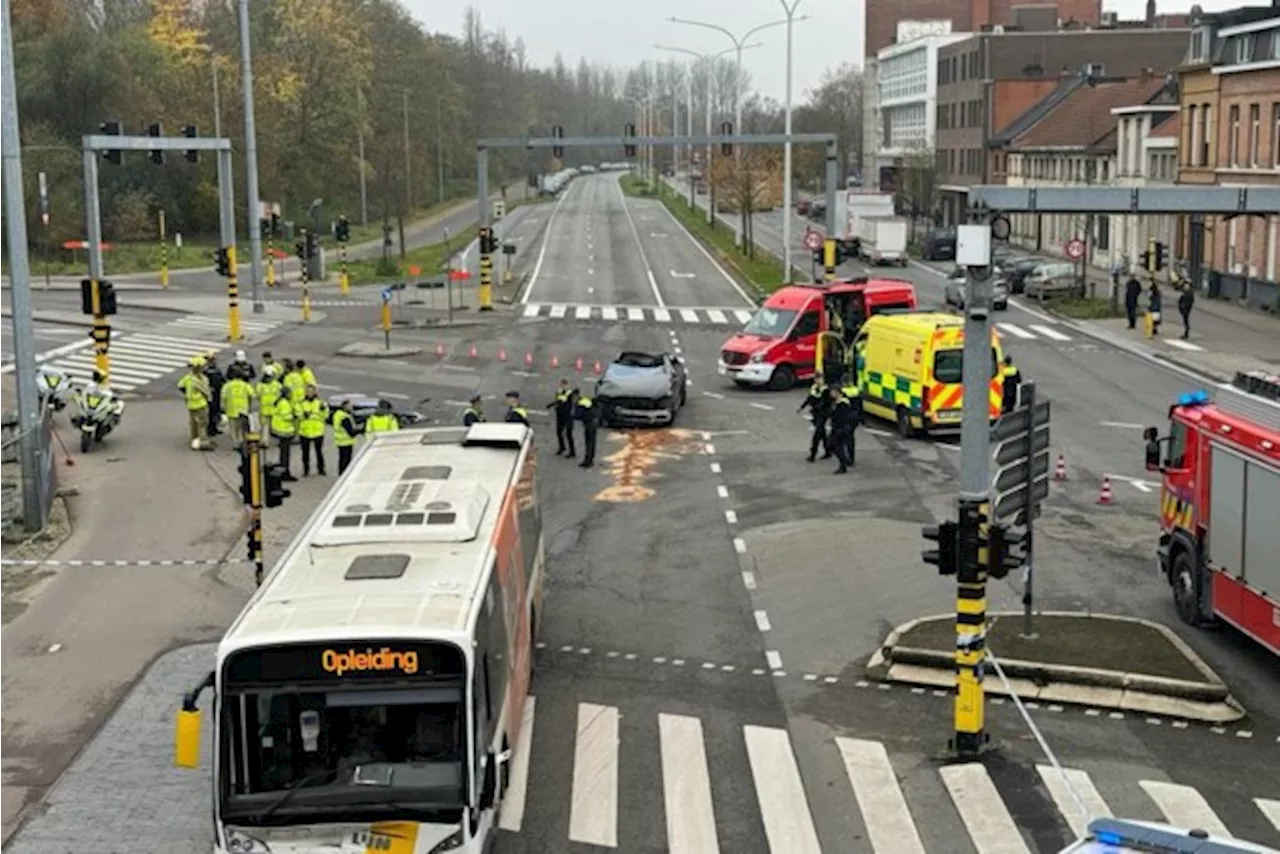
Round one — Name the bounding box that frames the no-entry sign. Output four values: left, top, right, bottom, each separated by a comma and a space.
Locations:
1064, 238, 1085, 261
803, 230, 823, 252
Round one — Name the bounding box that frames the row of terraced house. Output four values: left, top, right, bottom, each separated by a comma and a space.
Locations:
864, 3, 1280, 310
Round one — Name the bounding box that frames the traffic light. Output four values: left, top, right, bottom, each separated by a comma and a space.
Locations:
479, 226, 498, 254
100, 120, 122, 164
215, 247, 231, 277
147, 122, 165, 165
305, 230, 317, 259
270, 213, 280, 238
922, 520, 959, 576
720, 121, 734, 156
335, 215, 350, 243
987, 523, 1027, 580
1139, 248, 1152, 272
259, 218, 271, 239
79, 279, 117, 315
1153, 241, 1166, 272
552, 125, 564, 159
264, 464, 291, 508
237, 452, 254, 504
624, 123, 637, 158
182, 124, 199, 163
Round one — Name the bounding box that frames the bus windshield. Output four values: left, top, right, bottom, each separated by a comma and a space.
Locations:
219, 642, 468, 826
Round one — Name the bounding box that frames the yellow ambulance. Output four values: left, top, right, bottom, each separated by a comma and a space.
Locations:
853, 312, 1005, 437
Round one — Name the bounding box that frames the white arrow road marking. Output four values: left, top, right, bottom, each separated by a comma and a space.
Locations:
670, 270, 697, 279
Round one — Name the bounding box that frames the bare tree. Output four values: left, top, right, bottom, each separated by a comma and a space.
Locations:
804, 63, 863, 182
895, 148, 939, 235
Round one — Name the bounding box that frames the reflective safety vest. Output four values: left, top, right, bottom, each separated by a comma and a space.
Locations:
178, 373, 211, 411
463, 407, 485, 426
300, 367, 317, 388
365, 413, 400, 434
506, 405, 529, 424
257, 379, 282, 417
807, 382, 826, 400
221, 378, 254, 418
841, 382, 859, 399
332, 410, 357, 447
577, 396, 593, 409
282, 371, 306, 403
270, 397, 297, 437
298, 397, 329, 439
262, 362, 281, 380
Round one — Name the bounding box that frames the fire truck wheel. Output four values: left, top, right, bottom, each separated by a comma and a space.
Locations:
1171, 550, 1201, 627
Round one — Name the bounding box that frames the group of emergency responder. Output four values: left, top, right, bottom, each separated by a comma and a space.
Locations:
176, 349, 401, 480
796, 354, 1022, 470
457, 379, 602, 468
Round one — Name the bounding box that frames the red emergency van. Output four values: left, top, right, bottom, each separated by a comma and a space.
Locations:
718, 278, 918, 389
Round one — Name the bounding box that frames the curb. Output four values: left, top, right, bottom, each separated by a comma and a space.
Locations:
873, 610, 1233, 705
337, 343, 422, 359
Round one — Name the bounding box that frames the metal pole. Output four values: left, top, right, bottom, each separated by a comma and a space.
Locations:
82, 147, 109, 378
706, 66, 714, 226
212, 60, 222, 138
780, 0, 800, 282
2, 0, 48, 533
237, 0, 264, 314
436, 96, 445, 205
476, 148, 492, 312
734, 44, 744, 162
218, 148, 241, 341
686, 63, 695, 209
357, 89, 369, 228
403, 89, 412, 214
1021, 380, 1038, 639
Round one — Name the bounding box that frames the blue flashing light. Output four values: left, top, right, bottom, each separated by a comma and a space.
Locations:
1177, 390, 1211, 407
1096, 831, 1124, 845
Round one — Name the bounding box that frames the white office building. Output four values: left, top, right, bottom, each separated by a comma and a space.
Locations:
876, 28, 970, 162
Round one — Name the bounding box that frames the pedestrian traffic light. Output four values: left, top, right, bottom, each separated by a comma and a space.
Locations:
922, 520, 959, 576
1153, 241, 1167, 272
80, 279, 117, 315
270, 213, 280, 238
237, 452, 254, 504
987, 523, 1027, 580
305, 230, 317, 259
99, 280, 118, 315
182, 124, 199, 163
264, 464, 291, 508
100, 120, 122, 164
552, 125, 564, 159
335, 215, 350, 243
720, 122, 734, 156
479, 226, 498, 254
259, 218, 271, 239
624, 123, 637, 158
147, 122, 165, 165
215, 247, 231, 277
1139, 248, 1152, 272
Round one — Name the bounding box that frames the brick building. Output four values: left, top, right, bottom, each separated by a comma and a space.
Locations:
933, 22, 1189, 224
865, 0, 1101, 56
1175, 7, 1280, 307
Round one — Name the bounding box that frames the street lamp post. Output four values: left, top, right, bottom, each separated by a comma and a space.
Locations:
779, 0, 803, 282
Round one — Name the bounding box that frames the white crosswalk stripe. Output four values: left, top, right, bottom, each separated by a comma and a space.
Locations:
164, 314, 282, 336
998, 322, 1037, 339
1030, 324, 1072, 341
994, 321, 1075, 342
522, 302, 752, 326
502, 698, 1279, 852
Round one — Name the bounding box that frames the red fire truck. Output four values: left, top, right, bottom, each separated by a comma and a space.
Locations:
1144, 372, 1280, 655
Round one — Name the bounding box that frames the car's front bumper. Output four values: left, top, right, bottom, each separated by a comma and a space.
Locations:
601, 400, 674, 425
718, 360, 775, 385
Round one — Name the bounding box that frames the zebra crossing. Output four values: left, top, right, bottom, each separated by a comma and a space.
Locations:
498, 697, 1280, 852
33, 314, 283, 393
996, 321, 1074, 343
522, 302, 755, 326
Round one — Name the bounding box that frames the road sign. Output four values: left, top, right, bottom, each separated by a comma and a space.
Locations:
493, 200, 506, 220
994, 476, 1050, 521
1064, 238, 1085, 261
803, 230, 823, 252
990, 400, 1050, 443
990, 394, 1051, 523
993, 451, 1050, 494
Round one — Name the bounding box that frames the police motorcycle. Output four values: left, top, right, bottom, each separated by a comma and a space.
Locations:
36, 366, 72, 413
71, 374, 125, 452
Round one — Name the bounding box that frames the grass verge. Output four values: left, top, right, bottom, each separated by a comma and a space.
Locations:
619, 173, 781, 297
1037, 296, 1119, 319
898, 614, 1206, 682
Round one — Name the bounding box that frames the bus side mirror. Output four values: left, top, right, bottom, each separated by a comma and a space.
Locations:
175, 706, 202, 768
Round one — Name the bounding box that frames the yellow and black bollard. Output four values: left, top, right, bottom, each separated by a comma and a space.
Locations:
478, 226, 494, 312
823, 237, 838, 282
381, 293, 392, 350
266, 235, 276, 288
158, 211, 169, 289
227, 245, 242, 342
89, 280, 111, 378
339, 242, 350, 295
952, 500, 990, 757
246, 428, 265, 586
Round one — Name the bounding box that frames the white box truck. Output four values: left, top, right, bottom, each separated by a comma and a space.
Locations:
832, 192, 895, 259
857, 216, 909, 266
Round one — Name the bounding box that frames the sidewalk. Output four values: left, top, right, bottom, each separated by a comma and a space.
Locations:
0, 401, 251, 842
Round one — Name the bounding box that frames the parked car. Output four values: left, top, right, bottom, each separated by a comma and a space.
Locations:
998, 256, 1045, 294
596, 351, 688, 426
807, 200, 826, 221
327, 394, 428, 430
1023, 262, 1083, 299
943, 268, 1008, 310
921, 227, 956, 261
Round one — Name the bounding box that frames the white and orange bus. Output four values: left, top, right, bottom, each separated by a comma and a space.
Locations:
175, 423, 544, 854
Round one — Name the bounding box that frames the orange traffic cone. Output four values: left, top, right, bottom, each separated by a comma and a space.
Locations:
498, 347, 508, 362
574, 356, 584, 372
469, 343, 478, 359
435, 342, 446, 358
550, 354, 560, 369
524, 351, 534, 367
1054, 453, 1068, 482
593, 360, 603, 375
1097, 475, 1113, 505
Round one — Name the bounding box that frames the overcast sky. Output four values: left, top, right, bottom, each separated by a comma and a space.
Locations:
405, 0, 1244, 104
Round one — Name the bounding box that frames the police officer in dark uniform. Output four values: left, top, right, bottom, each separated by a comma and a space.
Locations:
828, 385, 858, 474
462, 393, 485, 427
575, 383, 600, 469
504, 391, 529, 425
203, 353, 226, 436
797, 376, 832, 462
547, 378, 577, 457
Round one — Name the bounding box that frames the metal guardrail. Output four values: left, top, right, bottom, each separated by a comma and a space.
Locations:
1, 408, 57, 533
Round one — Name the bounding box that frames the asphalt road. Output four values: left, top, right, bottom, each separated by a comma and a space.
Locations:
5, 173, 1279, 853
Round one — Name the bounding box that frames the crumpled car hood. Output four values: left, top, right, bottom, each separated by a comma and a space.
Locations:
597, 365, 670, 398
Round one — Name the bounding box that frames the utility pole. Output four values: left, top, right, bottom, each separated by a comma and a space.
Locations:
779, 0, 803, 283
357, 89, 369, 228
212, 59, 222, 137
685, 62, 694, 208
237, 0, 265, 314
436, 96, 445, 205
402, 89, 412, 214
2, 0, 48, 532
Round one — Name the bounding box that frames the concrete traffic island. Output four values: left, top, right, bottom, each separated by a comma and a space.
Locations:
867, 611, 1245, 724
336, 340, 423, 358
